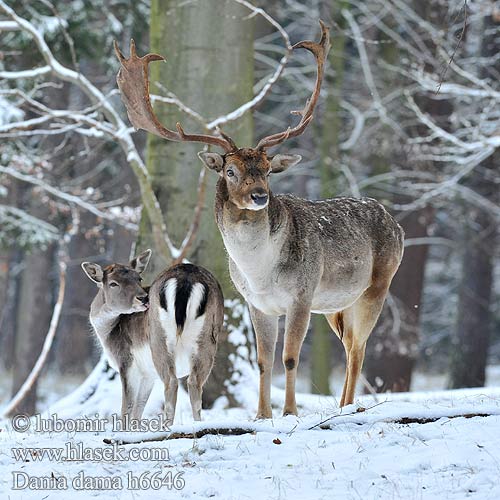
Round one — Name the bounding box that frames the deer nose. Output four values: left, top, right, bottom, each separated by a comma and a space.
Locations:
251, 191, 268, 206
137, 294, 148, 305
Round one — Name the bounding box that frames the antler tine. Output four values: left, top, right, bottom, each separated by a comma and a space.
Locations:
114, 40, 235, 153
256, 20, 331, 150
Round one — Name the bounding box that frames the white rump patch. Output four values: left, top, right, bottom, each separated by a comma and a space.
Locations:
158, 279, 206, 379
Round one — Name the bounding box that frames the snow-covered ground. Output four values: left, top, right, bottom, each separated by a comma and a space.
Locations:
2, 370, 500, 500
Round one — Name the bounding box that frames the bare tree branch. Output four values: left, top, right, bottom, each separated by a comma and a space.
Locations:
0, 165, 138, 230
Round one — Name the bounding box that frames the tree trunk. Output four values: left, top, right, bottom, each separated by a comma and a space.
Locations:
449, 197, 496, 388
449, 9, 499, 388
0, 178, 22, 370
364, 207, 433, 393
0, 249, 21, 370
55, 213, 99, 374
142, 0, 254, 405
364, 1, 452, 393
11, 197, 55, 415
310, 1, 351, 396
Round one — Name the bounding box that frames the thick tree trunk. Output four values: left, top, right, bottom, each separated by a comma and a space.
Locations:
449, 10, 499, 388
364, 207, 433, 393
142, 0, 254, 405
11, 198, 55, 415
55, 213, 99, 374
310, 1, 350, 395
364, 0, 452, 393
361, 19, 428, 394
0, 249, 20, 370
449, 200, 496, 388
0, 179, 22, 370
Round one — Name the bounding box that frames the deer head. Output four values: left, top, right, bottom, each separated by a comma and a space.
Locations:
113, 21, 330, 211
198, 148, 301, 210
81, 249, 152, 314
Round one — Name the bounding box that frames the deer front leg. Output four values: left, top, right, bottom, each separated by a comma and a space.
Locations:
119, 368, 134, 426
283, 302, 311, 416
130, 376, 155, 420
249, 305, 278, 419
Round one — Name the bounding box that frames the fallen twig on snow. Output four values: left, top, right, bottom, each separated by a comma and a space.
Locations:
104, 426, 257, 445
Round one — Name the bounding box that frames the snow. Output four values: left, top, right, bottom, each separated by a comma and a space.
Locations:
0, 96, 24, 126
2, 375, 500, 499
36, 15, 67, 37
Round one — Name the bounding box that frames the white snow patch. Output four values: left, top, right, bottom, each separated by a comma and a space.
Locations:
0, 96, 24, 126
2, 386, 500, 499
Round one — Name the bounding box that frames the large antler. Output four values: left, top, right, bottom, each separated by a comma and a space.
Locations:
256, 20, 331, 150
114, 39, 236, 153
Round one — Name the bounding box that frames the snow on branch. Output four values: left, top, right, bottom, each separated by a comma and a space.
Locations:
0, 0, 296, 265
0, 166, 138, 230
0, 19, 18, 30
0, 204, 59, 248
0, 66, 51, 79
0, 0, 176, 261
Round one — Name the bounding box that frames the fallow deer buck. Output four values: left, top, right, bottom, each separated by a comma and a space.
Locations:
114, 21, 404, 418
82, 251, 224, 425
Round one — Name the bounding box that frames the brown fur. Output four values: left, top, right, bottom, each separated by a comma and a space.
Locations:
82, 254, 224, 425
200, 148, 404, 416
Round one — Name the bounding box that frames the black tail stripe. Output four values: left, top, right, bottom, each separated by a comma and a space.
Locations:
175, 280, 192, 331
159, 284, 168, 311
196, 284, 208, 319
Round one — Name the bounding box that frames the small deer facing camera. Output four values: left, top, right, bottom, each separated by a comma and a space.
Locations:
82, 250, 224, 425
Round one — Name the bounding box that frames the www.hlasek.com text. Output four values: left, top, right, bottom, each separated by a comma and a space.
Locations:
12, 441, 169, 462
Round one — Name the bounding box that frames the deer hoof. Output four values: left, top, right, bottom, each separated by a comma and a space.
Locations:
255, 411, 272, 420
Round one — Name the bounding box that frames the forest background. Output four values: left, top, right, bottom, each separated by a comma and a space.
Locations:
0, 0, 498, 416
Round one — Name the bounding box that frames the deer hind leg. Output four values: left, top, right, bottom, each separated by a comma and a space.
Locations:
188, 325, 218, 421
150, 328, 178, 426
325, 310, 354, 406
326, 280, 391, 407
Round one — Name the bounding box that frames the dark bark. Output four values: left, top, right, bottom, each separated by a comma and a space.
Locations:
0, 178, 22, 369
449, 198, 495, 388
55, 213, 98, 374
11, 197, 55, 415
0, 249, 22, 370
448, 10, 499, 389
364, 207, 433, 393
364, 0, 453, 393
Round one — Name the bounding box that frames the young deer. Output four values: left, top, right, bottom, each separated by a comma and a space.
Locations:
114, 21, 404, 418
82, 250, 224, 424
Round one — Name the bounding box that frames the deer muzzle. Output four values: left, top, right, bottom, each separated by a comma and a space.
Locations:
250, 190, 269, 208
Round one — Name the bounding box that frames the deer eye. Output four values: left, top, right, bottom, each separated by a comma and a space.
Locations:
109, 282, 119, 288
226, 168, 234, 177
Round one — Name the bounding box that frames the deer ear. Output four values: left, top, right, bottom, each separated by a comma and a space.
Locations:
130, 249, 152, 274
81, 262, 103, 284
198, 151, 224, 174
270, 154, 302, 173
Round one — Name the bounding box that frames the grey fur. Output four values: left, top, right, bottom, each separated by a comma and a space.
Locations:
82, 254, 224, 426
200, 148, 404, 417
